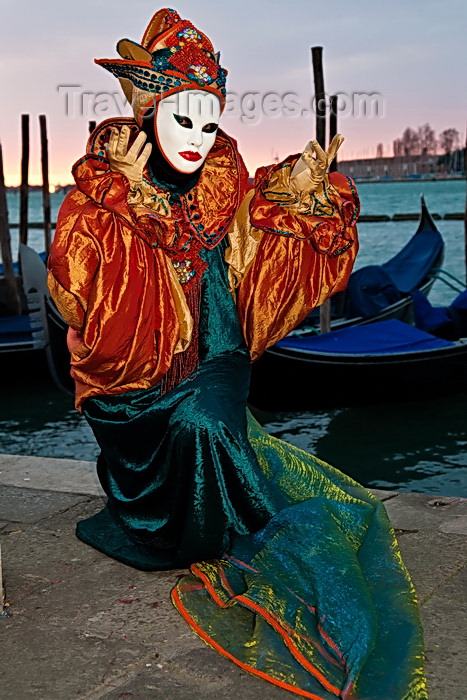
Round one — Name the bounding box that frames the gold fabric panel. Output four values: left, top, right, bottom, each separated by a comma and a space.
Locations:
225, 189, 264, 295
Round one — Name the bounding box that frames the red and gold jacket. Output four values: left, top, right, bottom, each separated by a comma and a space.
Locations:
48, 118, 359, 410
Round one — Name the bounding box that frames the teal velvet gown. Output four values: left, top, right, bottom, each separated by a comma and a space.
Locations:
76, 237, 427, 699
77, 237, 287, 568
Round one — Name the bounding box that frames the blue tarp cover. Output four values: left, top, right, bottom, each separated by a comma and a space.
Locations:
0, 250, 47, 276
345, 265, 402, 319
345, 222, 444, 318
0, 315, 35, 344
451, 289, 467, 311
382, 228, 443, 293
411, 290, 450, 331
276, 319, 454, 355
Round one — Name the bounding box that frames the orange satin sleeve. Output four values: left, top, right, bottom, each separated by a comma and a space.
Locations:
47, 169, 182, 411
47, 193, 100, 331
235, 166, 359, 361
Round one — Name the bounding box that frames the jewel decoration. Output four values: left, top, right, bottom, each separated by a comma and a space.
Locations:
177, 26, 204, 45
164, 9, 181, 27
151, 49, 174, 72
172, 259, 197, 285
165, 21, 211, 51
168, 44, 219, 85
187, 64, 213, 84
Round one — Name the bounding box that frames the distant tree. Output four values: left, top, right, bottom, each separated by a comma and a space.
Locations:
438, 128, 460, 154
401, 127, 420, 155
417, 123, 437, 155
393, 138, 404, 157
376, 143, 384, 158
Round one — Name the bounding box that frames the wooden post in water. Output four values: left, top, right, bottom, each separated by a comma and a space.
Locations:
0, 541, 4, 612
311, 46, 331, 333
311, 47, 326, 151
0, 143, 21, 315
19, 114, 30, 247
329, 95, 338, 173
39, 115, 52, 256
464, 132, 467, 285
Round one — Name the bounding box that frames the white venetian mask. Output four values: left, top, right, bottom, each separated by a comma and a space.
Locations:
155, 90, 221, 174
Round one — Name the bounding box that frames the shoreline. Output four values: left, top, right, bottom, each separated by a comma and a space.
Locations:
4, 174, 466, 191
354, 175, 466, 184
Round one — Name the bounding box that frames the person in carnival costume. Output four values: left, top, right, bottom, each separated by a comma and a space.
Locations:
48, 9, 427, 699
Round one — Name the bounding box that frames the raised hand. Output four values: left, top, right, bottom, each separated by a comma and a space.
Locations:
290, 134, 344, 195
106, 124, 152, 185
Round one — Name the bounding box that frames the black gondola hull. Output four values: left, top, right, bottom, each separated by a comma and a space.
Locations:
249, 341, 467, 411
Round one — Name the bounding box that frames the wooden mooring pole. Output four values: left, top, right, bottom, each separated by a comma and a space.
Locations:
311, 47, 326, 151
464, 131, 467, 284
39, 115, 52, 256
311, 46, 331, 333
0, 142, 21, 315
19, 114, 30, 248
329, 95, 338, 173
0, 541, 3, 611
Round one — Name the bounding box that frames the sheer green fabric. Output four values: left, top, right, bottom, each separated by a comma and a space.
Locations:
76, 237, 427, 699
173, 414, 427, 699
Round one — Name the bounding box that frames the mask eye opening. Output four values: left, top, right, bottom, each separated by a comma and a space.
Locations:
202, 122, 219, 134
173, 114, 193, 129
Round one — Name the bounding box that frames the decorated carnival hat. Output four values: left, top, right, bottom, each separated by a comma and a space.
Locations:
95, 8, 227, 122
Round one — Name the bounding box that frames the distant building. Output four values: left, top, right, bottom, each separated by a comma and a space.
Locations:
338, 153, 465, 180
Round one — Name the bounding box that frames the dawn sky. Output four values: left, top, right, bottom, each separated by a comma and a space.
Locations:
1, 0, 466, 185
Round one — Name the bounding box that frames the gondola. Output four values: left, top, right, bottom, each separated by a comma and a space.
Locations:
0, 244, 72, 393
43, 294, 73, 394
248, 200, 465, 411
0, 247, 48, 354
296, 196, 444, 333
248, 317, 467, 411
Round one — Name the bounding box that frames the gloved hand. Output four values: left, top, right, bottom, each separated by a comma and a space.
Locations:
106, 124, 152, 188
290, 134, 344, 195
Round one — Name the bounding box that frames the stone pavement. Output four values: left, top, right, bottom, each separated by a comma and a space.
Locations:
0, 453, 466, 700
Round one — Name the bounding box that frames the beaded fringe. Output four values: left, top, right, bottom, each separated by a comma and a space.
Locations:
160, 277, 202, 395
